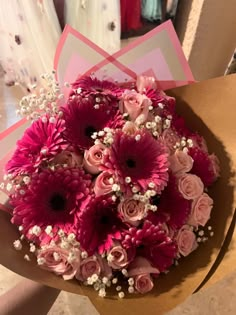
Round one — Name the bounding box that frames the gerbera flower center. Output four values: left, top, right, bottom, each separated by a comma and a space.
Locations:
126, 158, 136, 168
49, 193, 66, 212
151, 195, 161, 206
100, 215, 109, 225
94, 87, 103, 92
85, 125, 97, 137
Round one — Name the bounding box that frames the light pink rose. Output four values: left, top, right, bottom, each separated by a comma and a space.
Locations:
76, 255, 112, 281
76, 256, 100, 281
94, 171, 114, 196
169, 150, 193, 176
136, 75, 156, 93
83, 144, 106, 174
134, 274, 154, 294
178, 174, 204, 200
128, 257, 159, 294
37, 246, 80, 280
128, 257, 159, 277
122, 121, 138, 135
162, 129, 180, 154
118, 199, 145, 226
188, 193, 213, 227
176, 225, 198, 256
107, 244, 129, 269
209, 153, 220, 179
119, 90, 151, 125
52, 151, 83, 167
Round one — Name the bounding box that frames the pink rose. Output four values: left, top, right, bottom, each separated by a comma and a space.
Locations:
178, 174, 204, 200
209, 153, 220, 179
118, 199, 145, 226
37, 246, 80, 280
107, 244, 129, 270
162, 129, 180, 154
128, 257, 159, 294
176, 225, 198, 256
119, 90, 151, 125
188, 193, 213, 227
76, 255, 112, 281
76, 256, 100, 281
52, 151, 83, 167
128, 257, 159, 277
136, 75, 156, 93
134, 274, 154, 294
94, 171, 114, 196
83, 144, 106, 174
122, 121, 138, 135
169, 150, 193, 175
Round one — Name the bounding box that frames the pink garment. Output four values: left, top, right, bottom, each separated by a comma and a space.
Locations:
120, 0, 142, 33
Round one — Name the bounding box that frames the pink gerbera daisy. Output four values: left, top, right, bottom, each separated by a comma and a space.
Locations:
103, 130, 169, 193
188, 146, 219, 186
6, 115, 67, 175
144, 88, 176, 115
5, 149, 35, 176
70, 76, 123, 106
10, 167, 91, 244
77, 196, 125, 255
121, 221, 177, 272
151, 173, 192, 229
171, 114, 192, 138
62, 97, 122, 150
142, 238, 177, 272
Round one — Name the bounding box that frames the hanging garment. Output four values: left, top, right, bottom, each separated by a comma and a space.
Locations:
120, 0, 142, 33
167, 0, 179, 17
141, 0, 162, 22
0, 0, 61, 90
64, 0, 121, 54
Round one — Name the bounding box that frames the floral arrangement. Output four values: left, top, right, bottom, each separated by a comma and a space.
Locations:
2, 73, 220, 298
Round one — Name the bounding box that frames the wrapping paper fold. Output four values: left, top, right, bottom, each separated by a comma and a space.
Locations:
0, 74, 235, 315
54, 20, 194, 100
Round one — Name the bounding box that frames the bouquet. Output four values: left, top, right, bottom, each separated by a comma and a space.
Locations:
2, 70, 220, 298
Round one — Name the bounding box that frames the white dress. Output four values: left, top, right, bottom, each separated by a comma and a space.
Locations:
0, 0, 61, 91
64, 0, 121, 54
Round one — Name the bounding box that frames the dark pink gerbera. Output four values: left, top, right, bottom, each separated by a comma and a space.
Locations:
77, 196, 125, 255
11, 167, 91, 244
6, 115, 67, 176
171, 114, 192, 138
103, 130, 169, 193
190, 133, 209, 152
188, 146, 219, 186
155, 172, 192, 229
62, 97, 122, 150
122, 221, 167, 248
122, 221, 177, 272
70, 76, 123, 107
144, 88, 176, 116
142, 238, 178, 272
5, 149, 35, 176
